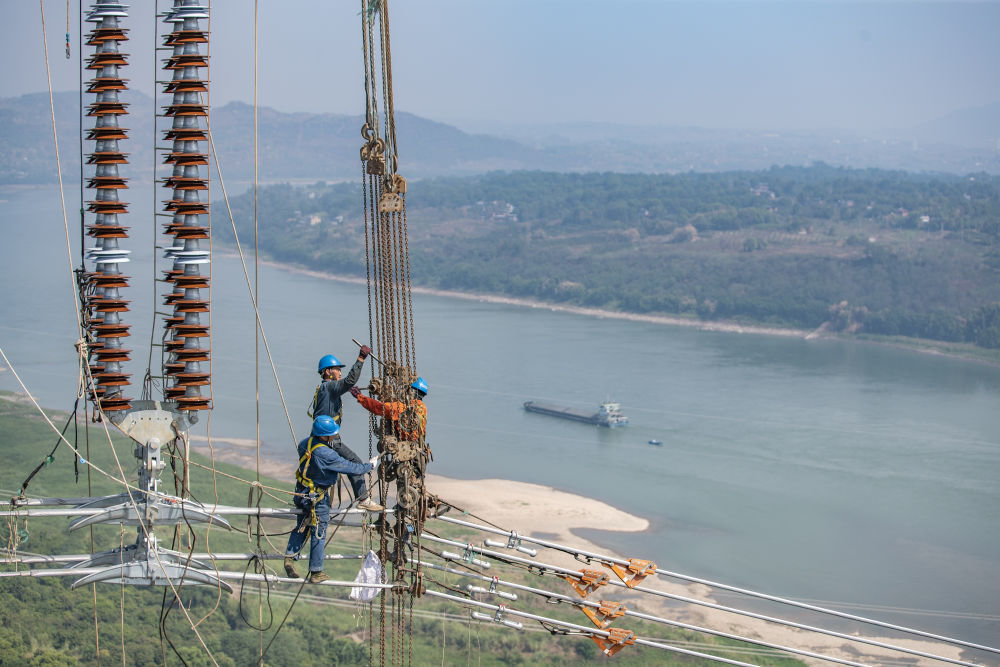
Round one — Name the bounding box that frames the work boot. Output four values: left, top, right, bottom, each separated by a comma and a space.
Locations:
283, 556, 299, 579
357, 498, 384, 512
308, 571, 329, 584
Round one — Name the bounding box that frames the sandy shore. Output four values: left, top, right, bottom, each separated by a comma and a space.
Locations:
191, 437, 970, 666
237, 254, 809, 339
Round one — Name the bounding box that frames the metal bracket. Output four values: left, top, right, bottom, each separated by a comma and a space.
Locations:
68, 492, 232, 531
69, 533, 231, 591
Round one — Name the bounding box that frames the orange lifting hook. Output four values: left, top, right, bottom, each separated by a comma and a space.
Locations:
582, 600, 627, 629
605, 558, 657, 588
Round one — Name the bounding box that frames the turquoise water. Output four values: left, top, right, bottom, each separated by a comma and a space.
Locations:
2, 185, 998, 647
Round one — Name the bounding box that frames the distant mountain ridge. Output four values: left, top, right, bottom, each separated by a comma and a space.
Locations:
909, 102, 1000, 148
1, 91, 998, 185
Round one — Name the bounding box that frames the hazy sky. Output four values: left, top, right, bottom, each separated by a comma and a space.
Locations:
4, 1, 999, 132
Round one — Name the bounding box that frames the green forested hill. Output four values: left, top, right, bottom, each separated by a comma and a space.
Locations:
217, 165, 1000, 349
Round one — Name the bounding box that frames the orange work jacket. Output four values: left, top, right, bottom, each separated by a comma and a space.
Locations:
357, 394, 427, 442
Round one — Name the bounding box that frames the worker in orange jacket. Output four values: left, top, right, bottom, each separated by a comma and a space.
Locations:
349, 376, 428, 441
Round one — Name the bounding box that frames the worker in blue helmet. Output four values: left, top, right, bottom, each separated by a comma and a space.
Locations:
308, 344, 378, 509
350, 376, 428, 443
310, 346, 371, 424
284, 415, 381, 583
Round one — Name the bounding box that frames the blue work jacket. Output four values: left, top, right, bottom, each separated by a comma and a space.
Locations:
312, 358, 364, 423
297, 435, 373, 489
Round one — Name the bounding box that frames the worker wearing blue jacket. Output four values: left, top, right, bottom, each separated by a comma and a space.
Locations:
310, 347, 371, 425
284, 416, 379, 583
310, 346, 381, 508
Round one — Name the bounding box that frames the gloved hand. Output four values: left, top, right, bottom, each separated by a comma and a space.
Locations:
368, 454, 380, 466
358, 345, 371, 360
349, 386, 361, 399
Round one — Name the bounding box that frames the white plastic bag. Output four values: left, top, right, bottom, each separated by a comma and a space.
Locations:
349, 549, 384, 601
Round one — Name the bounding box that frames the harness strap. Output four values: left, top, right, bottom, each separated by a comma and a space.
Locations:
308, 384, 344, 423
307, 385, 320, 418
296, 436, 329, 528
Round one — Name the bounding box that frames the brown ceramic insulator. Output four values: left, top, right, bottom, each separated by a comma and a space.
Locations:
86, 101, 128, 116
163, 30, 208, 46
86, 127, 129, 140
91, 372, 131, 387
88, 297, 130, 312
87, 224, 130, 238
163, 362, 185, 376
173, 349, 210, 363
175, 397, 211, 411
163, 152, 208, 166
171, 300, 208, 313
163, 128, 208, 142
87, 79, 128, 93
92, 323, 131, 337
92, 348, 132, 363
163, 104, 207, 118
172, 373, 210, 387
98, 397, 132, 411
163, 200, 208, 215
88, 273, 130, 288
162, 176, 207, 190
172, 275, 210, 288
169, 324, 209, 338
87, 176, 128, 189
86, 52, 128, 68
164, 54, 209, 69
87, 152, 129, 164
164, 224, 209, 239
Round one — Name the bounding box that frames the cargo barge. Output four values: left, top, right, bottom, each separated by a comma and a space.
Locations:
523, 400, 629, 427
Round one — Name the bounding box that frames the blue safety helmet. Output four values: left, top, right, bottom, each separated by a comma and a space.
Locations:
411, 377, 429, 396
317, 354, 344, 373
311, 415, 340, 437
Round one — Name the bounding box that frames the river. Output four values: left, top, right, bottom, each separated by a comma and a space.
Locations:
2, 184, 998, 647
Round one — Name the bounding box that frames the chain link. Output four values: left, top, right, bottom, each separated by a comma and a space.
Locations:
360, 1, 424, 661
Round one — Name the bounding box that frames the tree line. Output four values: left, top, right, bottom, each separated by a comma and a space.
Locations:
215, 165, 1000, 349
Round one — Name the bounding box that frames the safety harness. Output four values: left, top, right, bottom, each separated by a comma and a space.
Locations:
295, 436, 328, 531
306, 383, 343, 424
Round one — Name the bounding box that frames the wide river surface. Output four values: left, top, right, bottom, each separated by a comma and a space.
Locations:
2, 185, 998, 647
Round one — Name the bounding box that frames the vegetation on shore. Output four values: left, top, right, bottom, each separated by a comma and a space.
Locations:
216, 165, 1000, 351
0, 393, 804, 665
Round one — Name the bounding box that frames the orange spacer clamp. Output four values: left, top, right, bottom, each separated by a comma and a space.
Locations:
590, 627, 636, 656
559, 568, 610, 598
582, 600, 628, 629
605, 558, 657, 588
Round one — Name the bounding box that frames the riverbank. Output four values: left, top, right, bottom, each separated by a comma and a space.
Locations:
248, 255, 809, 339
190, 436, 968, 667
242, 253, 1000, 367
